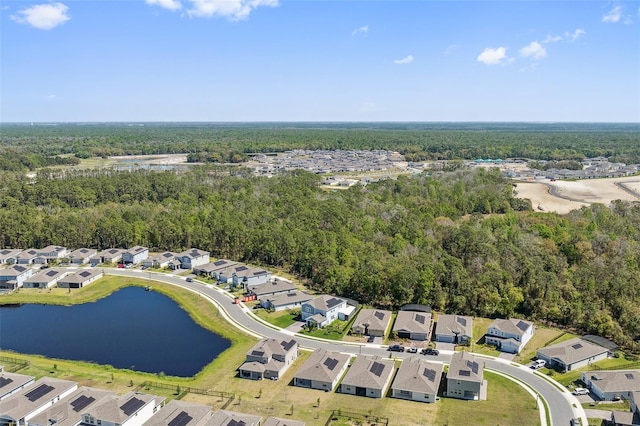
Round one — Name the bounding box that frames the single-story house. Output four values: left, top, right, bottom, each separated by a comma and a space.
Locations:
249, 279, 296, 299
193, 259, 238, 280
0, 249, 23, 265
446, 351, 487, 401
485, 318, 535, 354
434, 314, 473, 344
68, 248, 97, 265
0, 372, 35, 401
175, 248, 210, 270
351, 309, 392, 337
206, 409, 262, 426
339, 355, 395, 398
22, 268, 68, 289
233, 265, 271, 289
57, 269, 104, 289
142, 251, 177, 269
391, 358, 444, 403
143, 399, 213, 426
293, 348, 350, 392
28, 386, 116, 426
610, 409, 640, 426
79, 391, 164, 426
260, 291, 313, 312
0, 265, 34, 290
91, 248, 126, 266
392, 311, 432, 341
122, 246, 149, 265
238, 338, 298, 381
14, 249, 42, 265
38, 245, 68, 262
263, 417, 306, 426
536, 337, 609, 372
580, 370, 640, 401
301, 295, 354, 328
0, 377, 78, 426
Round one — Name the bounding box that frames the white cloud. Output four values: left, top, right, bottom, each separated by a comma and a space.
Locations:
10, 2, 70, 30
444, 44, 459, 55
520, 41, 547, 59
565, 29, 586, 41
602, 6, 622, 23
477, 47, 507, 65
542, 34, 562, 43
352, 25, 368, 36
146, 0, 182, 11
187, 0, 278, 20
393, 55, 414, 64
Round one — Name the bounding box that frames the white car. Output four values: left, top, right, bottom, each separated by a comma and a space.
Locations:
406, 347, 418, 353
572, 387, 589, 395
531, 359, 546, 369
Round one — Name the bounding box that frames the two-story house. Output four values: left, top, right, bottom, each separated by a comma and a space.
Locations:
446, 351, 487, 401
301, 295, 353, 328
485, 318, 535, 354
238, 338, 298, 380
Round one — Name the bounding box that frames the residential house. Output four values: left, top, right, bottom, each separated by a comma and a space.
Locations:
260, 291, 313, 312
80, 391, 165, 426
301, 295, 354, 328
22, 268, 68, 289
122, 246, 149, 265
92, 248, 126, 266
485, 318, 535, 354
14, 249, 42, 265
175, 249, 210, 270
38, 245, 69, 262
142, 252, 176, 269
536, 337, 609, 372
0, 377, 78, 426
0, 249, 22, 265
391, 358, 444, 403
339, 355, 395, 398
446, 351, 487, 401
193, 259, 238, 280
143, 400, 213, 426
580, 370, 640, 401
434, 314, 473, 344
610, 409, 640, 426
351, 309, 392, 338
238, 338, 298, 380
232, 265, 271, 289
293, 349, 350, 392
249, 279, 296, 299
392, 311, 433, 341
57, 270, 104, 289
28, 387, 116, 426
68, 248, 97, 265
0, 265, 34, 290
0, 372, 35, 401
263, 417, 306, 426
204, 410, 261, 426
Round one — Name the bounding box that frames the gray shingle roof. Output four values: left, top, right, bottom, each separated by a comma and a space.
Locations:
143, 399, 212, 426
250, 280, 296, 297
393, 311, 432, 335
584, 370, 640, 394
352, 309, 392, 333
0, 377, 77, 421
392, 358, 443, 395
205, 409, 261, 426
447, 352, 484, 383
340, 355, 395, 390
28, 386, 115, 426
294, 349, 350, 383
537, 337, 608, 367
435, 314, 473, 338
488, 318, 533, 337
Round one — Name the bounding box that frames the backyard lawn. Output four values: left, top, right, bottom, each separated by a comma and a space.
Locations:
254, 308, 300, 329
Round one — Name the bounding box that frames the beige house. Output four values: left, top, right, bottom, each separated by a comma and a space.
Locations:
435, 314, 473, 344
293, 348, 350, 391
446, 352, 487, 401
143, 399, 213, 426
238, 338, 298, 380
391, 358, 444, 403
580, 370, 640, 401
339, 355, 395, 398
351, 309, 392, 337
28, 387, 116, 426
536, 337, 608, 372
80, 391, 165, 426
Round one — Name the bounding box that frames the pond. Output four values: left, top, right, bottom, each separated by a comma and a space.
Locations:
0, 286, 231, 377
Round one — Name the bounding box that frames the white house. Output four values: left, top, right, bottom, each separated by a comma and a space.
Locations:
434, 314, 473, 344
0, 372, 35, 401
175, 249, 210, 270
485, 318, 535, 354
293, 349, 350, 392
92, 248, 126, 266
0, 249, 22, 265
68, 248, 97, 265
0, 265, 34, 290
143, 399, 213, 426
14, 249, 41, 265
580, 370, 640, 401
142, 252, 176, 269
207, 410, 262, 426
28, 387, 116, 426
536, 337, 609, 372
57, 270, 104, 289
391, 358, 444, 403
232, 265, 271, 289
339, 356, 395, 399
122, 246, 149, 265
80, 392, 164, 426
301, 295, 353, 328
446, 351, 487, 401
260, 291, 313, 312
22, 268, 68, 289
38, 245, 69, 262
238, 338, 298, 381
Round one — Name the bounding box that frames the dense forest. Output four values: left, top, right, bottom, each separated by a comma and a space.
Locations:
0, 166, 638, 351
1, 123, 639, 171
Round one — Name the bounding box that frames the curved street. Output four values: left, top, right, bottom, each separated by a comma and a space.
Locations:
110, 269, 586, 426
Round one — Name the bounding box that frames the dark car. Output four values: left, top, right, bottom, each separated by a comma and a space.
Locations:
421, 348, 439, 356
367, 335, 375, 343
388, 344, 405, 352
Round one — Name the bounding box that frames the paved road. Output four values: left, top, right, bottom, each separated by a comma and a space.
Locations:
111, 269, 584, 426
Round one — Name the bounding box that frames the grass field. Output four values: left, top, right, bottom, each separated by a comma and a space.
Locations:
255, 308, 300, 328
514, 327, 576, 364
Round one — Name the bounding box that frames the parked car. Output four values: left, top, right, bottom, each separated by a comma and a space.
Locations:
186, 276, 193, 282
367, 335, 375, 343
569, 417, 580, 426
388, 344, 405, 352
407, 347, 418, 353
117, 263, 124, 268
421, 348, 439, 356
572, 388, 589, 395
531, 359, 546, 369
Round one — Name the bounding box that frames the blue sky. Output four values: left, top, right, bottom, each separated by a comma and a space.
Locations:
2, 1, 639, 122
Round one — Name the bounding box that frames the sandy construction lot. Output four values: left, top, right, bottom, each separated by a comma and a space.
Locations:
514, 176, 640, 214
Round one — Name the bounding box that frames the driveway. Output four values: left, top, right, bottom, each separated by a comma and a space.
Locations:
498, 352, 516, 361
584, 409, 612, 421
285, 321, 305, 333
435, 342, 456, 351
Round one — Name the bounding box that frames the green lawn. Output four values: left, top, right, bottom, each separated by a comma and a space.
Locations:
299, 320, 349, 340
515, 327, 577, 364
254, 308, 300, 329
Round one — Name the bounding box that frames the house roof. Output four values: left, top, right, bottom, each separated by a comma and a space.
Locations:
126, 246, 148, 255
0, 377, 77, 421
0, 372, 35, 398
97, 248, 126, 258
58, 269, 102, 284
340, 355, 395, 390
205, 409, 262, 426
24, 268, 67, 284
488, 318, 533, 337
611, 410, 640, 426
435, 314, 473, 338
352, 309, 392, 333
82, 391, 163, 424
15, 249, 39, 260
537, 337, 608, 367
447, 351, 484, 383
28, 386, 115, 426
246, 338, 297, 360
147, 251, 178, 263
143, 399, 212, 426
266, 291, 314, 308
305, 295, 346, 312
39, 245, 67, 254
392, 311, 432, 335
584, 370, 640, 394
69, 248, 97, 258
250, 280, 296, 296
232, 265, 270, 279
263, 417, 306, 426
0, 249, 23, 260
294, 349, 350, 383
178, 248, 210, 259
0, 265, 31, 277
392, 358, 444, 395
